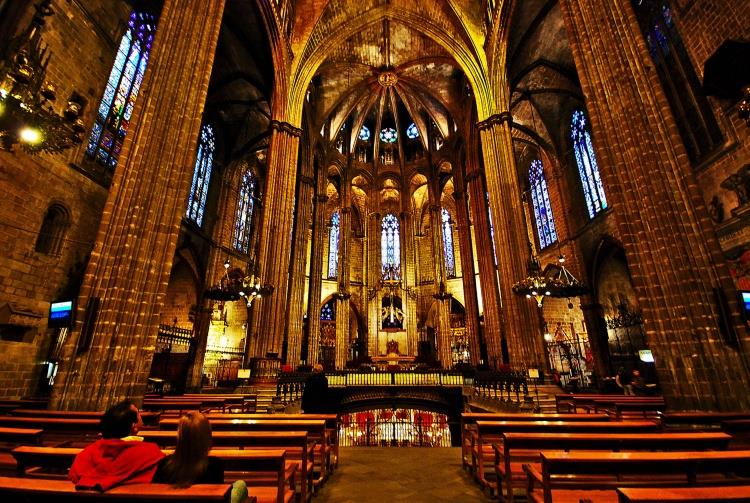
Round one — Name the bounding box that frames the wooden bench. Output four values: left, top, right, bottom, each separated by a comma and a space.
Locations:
205, 413, 339, 470
493, 431, 732, 503
473, 420, 660, 493
617, 485, 750, 502
11, 446, 292, 503
160, 419, 330, 489
612, 401, 664, 420
555, 394, 663, 413
662, 412, 750, 430
142, 399, 222, 414
525, 450, 750, 503
181, 394, 258, 413
11, 409, 161, 426
0, 427, 42, 446
0, 476, 233, 502
139, 431, 313, 503
0, 417, 100, 445
460, 412, 610, 471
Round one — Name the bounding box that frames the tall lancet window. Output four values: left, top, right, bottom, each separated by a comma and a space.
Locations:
185, 124, 215, 226
328, 210, 340, 279
571, 110, 607, 219
633, 0, 722, 165
529, 159, 557, 249
233, 169, 256, 253
381, 213, 401, 279
441, 208, 456, 277
86, 11, 157, 169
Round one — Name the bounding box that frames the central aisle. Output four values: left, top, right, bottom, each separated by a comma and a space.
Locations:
315, 447, 494, 502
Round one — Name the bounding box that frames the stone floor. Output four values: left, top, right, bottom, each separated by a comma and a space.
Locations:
315, 447, 495, 503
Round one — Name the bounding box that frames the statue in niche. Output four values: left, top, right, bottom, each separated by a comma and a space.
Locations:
721, 172, 750, 206
708, 195, 725, 224
386, 339, 399, 356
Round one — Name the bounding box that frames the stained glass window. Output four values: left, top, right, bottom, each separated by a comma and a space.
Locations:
86, 11, 157, 169
571, 110, 607, 219
328, 210, 340, 279
358, 126, 370, 141
442, 208, 455, 277
233, 170, 256, 253
381, 213, 401, 279
632, 0, 722, 164
529, 160, 558, 248
380, 127, 397, 143
406, 123, 419, 139
320, 299, 335, 321
185, 124, 215, 226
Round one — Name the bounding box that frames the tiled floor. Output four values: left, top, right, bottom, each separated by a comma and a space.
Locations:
315, 447, 495, 502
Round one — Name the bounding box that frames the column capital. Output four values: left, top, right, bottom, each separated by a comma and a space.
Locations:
315, 194, 329, 203
476, 112, 513, 131
270, 120, 303, 137
340, 206, 351, 214
465, 170, 483, 183
370, 212, 382, 220
299, 175, 314, 187
399, 210, 411, 220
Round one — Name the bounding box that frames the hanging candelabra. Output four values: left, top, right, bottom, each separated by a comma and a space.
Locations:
204, 258, 274, 307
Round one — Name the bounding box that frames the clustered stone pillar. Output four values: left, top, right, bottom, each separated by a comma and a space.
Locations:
465, 167, 504, 368
306, 192, 329, 366
52, 0, 226, 410
399, 209, 418, 356
367, 211, 382, 357
335, 197, 352, 369
251, 121, 302, 359
478, 115, 546, 369
453, 189, 482, 365
559, 0, 750, 410
285, 165, 315, 367
429, 202, 453, 367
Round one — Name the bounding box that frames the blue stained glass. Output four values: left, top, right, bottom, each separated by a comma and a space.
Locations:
529, 159, 558, 248
381, 213, 401, 278
571, 110, 607, 219
186, 124, 215, 227
233, 169, 256, 253
380, 127, 397, 143
358, 126, 370, 141
441, 208, 455, 277
406, 123, 419, 139
320, 299, 335, 321
328, 211, 340, 279
86, 11, 156, 169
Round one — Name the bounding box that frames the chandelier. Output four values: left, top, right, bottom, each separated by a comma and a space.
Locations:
204, 259, 274, 307
0, 0, 86, 153
512, 254, 587, 307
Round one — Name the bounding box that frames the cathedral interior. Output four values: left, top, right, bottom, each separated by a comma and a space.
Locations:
0, 0, 748, 417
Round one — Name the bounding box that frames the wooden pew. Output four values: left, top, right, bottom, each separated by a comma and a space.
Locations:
205, 413, 339, 470
617, 485, 750, 502
160, 419, 330, 489
0, 417, 100, 445
555, 394, 663, 414
11, 409, 161, 426
525, 450, 750, 503
493, 431, 732, 503
139, 431, 313, 503
0, 427, 42, 446
11, 446, 292, 503
662, 412, 750, 430
473, 420, 660, 493
0, 399, 48, 415
0, 477, 233, 502
460, 412, 610, 471
142, 398, 223, 414
611, 401, 664, 420
181, 394, 258, 413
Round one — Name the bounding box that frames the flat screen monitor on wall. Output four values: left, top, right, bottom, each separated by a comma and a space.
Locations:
48, 300, 74, 328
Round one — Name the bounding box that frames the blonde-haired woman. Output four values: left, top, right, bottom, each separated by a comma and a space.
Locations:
152, 411, 248, 502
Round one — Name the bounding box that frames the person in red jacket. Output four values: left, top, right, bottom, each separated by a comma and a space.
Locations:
69, 400, 164, 491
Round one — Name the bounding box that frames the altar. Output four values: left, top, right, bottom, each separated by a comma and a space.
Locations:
372, 339, 416, 370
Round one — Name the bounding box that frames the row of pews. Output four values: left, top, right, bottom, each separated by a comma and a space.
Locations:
0, 395, 339, 503
462, 394, 750, 502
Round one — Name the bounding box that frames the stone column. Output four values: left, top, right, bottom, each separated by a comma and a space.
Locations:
367, 211, 382, 357
335, 198, 352, 369
285, 170, 315, 367
306, 193, 328, 365
465, 169, 504, 368
559, 0, 750, 410
453, 190, 482, 365
251, 121, 302, 359
399, 210, 418, 356
429, 203, 453, 368
478, 115, 546, 369
579, 301, 611, 381
51, 0, 226, 410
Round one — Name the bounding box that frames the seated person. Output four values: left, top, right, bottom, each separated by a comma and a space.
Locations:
153, 411, 248, 503
69, 400, 164, 491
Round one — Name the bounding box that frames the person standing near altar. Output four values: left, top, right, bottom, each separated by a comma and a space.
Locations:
302, 363, 329, 413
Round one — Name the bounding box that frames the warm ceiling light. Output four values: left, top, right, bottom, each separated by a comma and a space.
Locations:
19, 127, 42, 144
